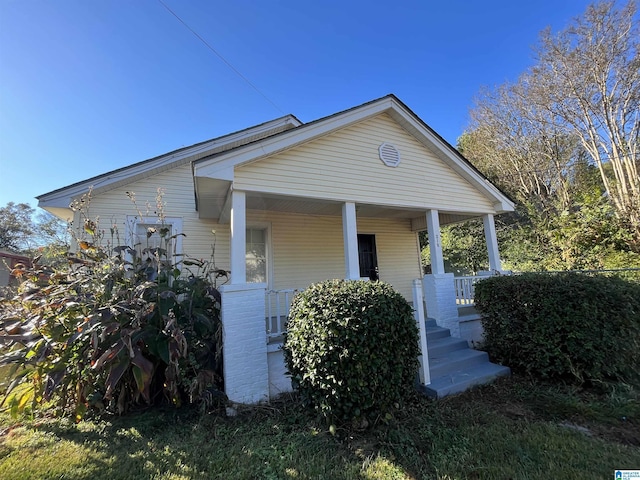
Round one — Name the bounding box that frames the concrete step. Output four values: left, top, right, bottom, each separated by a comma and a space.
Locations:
422, 363, 511, 399
426, 325, 451, 341
427, 336, 469, 358
458, 312, 482, 324
426, 318, 438, 328
457, 305, 478, 316
428, 348, 489, 378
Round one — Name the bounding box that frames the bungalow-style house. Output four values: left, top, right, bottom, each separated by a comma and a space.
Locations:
38, 95, 514, 402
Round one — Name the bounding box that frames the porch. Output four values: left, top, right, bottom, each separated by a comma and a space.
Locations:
264, 275, 489, 341
215, 188, 508, 404
261, 272, 508, 400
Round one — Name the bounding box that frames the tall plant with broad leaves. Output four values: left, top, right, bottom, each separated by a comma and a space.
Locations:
0, 190, 228, 419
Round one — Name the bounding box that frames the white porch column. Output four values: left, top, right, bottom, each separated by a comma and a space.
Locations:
230, 189, 246, 284
342, 202, 360, 280
412, 279, 431, 386
423, 210, 459, 337
426, 209, 445, 275
222, 189, 269, 404
220, 283, 268, 404
483, 213, 502, 272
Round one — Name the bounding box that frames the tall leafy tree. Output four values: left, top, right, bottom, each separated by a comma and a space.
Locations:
0, 202, 69, 266
463, 82, 577, 214
458, 0, 640, 273
0, 202, 35, 252
531, 0, 640, 244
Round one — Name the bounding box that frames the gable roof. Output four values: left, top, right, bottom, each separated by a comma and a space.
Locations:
38, 94, 514, 221
193, 94, 515, 217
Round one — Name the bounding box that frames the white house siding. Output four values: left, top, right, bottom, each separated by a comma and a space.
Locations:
76, 164, 231, 273
78, 164, 420, 300
234, 113, 495, 214
247, 210, 420, 300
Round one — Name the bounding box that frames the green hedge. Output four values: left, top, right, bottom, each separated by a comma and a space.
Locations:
475, 273, 640, 385
283, 280, 419, 425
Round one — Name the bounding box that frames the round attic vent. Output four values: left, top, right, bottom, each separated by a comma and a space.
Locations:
379, 142, 401, 167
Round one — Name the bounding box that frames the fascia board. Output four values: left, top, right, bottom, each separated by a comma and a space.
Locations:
388, 105, 515, 213
37, 115, 301, 208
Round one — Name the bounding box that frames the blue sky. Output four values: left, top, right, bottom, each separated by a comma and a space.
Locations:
0, 0, 591, 210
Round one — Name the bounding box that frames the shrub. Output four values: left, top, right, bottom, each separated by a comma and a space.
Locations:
283, 279, 419, 425
475, 273, 640, 385
0, 191, 227, 419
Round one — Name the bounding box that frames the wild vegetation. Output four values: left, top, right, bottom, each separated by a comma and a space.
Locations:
435, 1, 640, 273
0, 191, 226, 419
283, 280, 419, 427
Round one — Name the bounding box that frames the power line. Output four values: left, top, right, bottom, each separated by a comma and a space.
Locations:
157, 0, 284, 114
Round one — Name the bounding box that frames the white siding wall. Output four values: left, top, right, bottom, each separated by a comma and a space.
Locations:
235, 114, 494, 213
359, 217, 423, 299
248, 210, 421, 300
76, 164, 231, 275
82, 166, 422, 300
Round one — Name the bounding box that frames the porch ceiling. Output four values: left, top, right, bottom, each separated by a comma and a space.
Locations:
195, 177, 232, 220
248, 194, 483, 227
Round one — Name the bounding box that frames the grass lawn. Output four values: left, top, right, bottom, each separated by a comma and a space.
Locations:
0, 375, 638, 479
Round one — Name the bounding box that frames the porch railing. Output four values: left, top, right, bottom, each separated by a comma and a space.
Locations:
265, 289, 298, 340
454, 275, 486, 306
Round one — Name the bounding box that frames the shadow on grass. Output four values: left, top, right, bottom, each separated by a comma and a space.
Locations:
2, 377, 640, 479
8, 401, 421, 480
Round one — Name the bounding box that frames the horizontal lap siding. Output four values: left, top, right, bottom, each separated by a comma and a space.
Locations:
248, 211, 420, 300
235, 114, 494, 213
79, 164, 231, 273
248, 210, 343, 291
81, 166, 419, 299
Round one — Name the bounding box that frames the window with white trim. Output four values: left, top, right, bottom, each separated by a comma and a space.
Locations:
246, 227, 268, 284
126, 216, 183, 275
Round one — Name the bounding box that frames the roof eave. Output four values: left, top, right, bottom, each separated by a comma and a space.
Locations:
36, 114, 302, 217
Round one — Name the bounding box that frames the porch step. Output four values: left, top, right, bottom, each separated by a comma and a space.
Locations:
458, 312, 482, 324
428, 348, 489, 378
422, 317, 510, 399
426, 336, 469, 357
457, 305, 478, 316
426, 325, 451, 341
422, 362, 511, 399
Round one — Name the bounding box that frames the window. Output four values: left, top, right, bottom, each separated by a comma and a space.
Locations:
126, 216, 183, 274
246, 227, 268, 284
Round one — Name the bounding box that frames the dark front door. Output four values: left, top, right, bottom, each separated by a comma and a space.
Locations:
358, 234, 379, 281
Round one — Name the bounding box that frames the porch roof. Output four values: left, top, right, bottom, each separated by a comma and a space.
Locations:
194, 95, 514, 223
